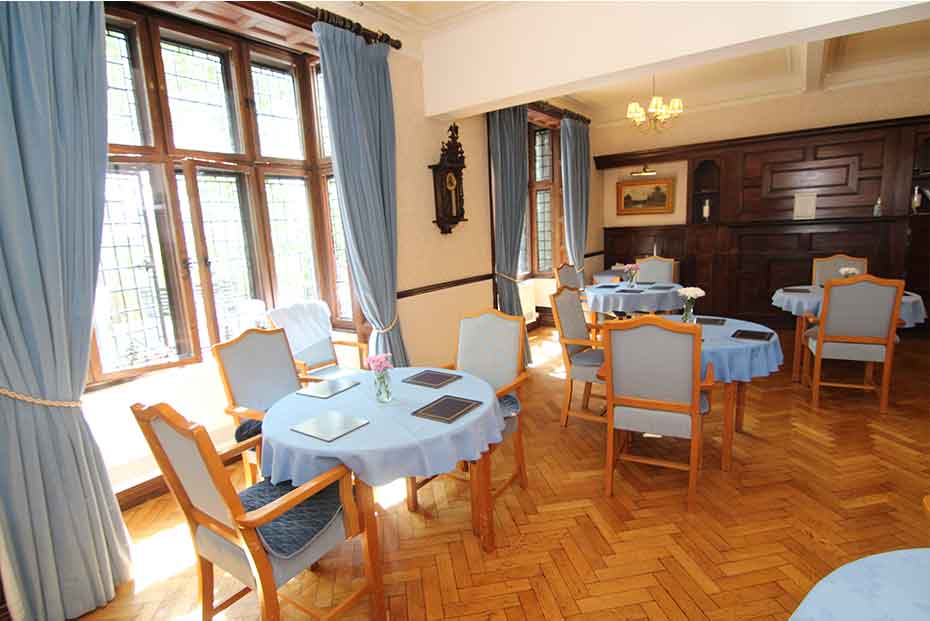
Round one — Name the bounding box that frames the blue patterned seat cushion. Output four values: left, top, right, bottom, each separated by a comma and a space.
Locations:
235, 419, 263, 442
498, 393, 521, 417
239, 479, 342, 559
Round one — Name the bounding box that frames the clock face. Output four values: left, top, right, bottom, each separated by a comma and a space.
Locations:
445, 171, 457, 191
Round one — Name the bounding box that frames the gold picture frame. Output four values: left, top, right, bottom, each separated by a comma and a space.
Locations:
617, 178, 675, 216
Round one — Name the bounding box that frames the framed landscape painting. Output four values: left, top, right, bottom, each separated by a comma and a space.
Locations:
617, 178, 675, 215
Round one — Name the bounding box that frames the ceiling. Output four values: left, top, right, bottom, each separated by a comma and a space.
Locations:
361, 1, 496, 30
554, 18, 930, 126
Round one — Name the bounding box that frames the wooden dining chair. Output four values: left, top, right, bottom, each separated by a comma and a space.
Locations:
268, 300, 367, 380
132, 402, 384, 621
406, 310, 529, 529
555, 262, 583, 289
802, 274, 904, 413
635, 255, 679, 283
212, 328, 302, 484
551, 286, 606, 427
811, 254, 869, 286
602, 316, 715, 511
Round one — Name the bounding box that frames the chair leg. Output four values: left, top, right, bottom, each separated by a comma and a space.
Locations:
469, 463, 481, 535
560, 379, 574, 427
801, 344, 811, 388
513, 417, 528, 489
605, 427, 616, 497
865, 361, 876, 386
198, 557, 214, 621
405, 477, 419, 513
879, 359, 894, 414
582, 382, 593, 410
812, 354, 823, 410
242, 454, 255, 486
687, 417, 702, 512
357, 481, 387, 621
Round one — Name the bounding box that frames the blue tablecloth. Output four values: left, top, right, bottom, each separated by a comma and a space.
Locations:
683, 316, 784, 383
791, 548, 930, 620
772, 286, 927, 328
586, 282, 684, 314
261, 367, 506, 487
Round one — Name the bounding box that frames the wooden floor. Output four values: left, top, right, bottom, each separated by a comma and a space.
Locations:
82, 328, 930, 621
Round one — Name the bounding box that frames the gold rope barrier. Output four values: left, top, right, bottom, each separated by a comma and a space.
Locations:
0, 386, 81, 408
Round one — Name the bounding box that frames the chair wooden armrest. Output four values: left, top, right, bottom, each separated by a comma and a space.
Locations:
438, 362, 456, 370
238, 464, 351, 528
495, 372, 529, 398
218, 434, 262, 460
225, 406, 265, 421
561, 337, 602, 349
298, 372, 321, 383
803, 312, 819, 326
700, 364, 715, 390
896, 318, 906, 328
332, 339, 363, 349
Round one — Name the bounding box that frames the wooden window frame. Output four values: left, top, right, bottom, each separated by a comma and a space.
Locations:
89, 4, 365, 387
525, 123, 564, 278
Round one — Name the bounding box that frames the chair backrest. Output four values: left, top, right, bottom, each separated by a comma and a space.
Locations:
812, 254, 868, 286
455, 309, 525, 392
555, 263, 582, 289
550, 286, 590, 355
605, 316, 700, 414
267, 300, 337, 369
819, 275, 903, 344
636, 256, 677, 283
213, 328, 301, 412
132, 402, 244, 531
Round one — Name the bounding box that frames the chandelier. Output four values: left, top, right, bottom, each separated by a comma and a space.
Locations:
626, 75, 683, 130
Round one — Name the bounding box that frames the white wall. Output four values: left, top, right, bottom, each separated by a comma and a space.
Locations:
602, 161, 689, 229
420, 2, 930, 118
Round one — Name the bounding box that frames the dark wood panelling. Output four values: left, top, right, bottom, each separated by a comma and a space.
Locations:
396, 273, 493, 299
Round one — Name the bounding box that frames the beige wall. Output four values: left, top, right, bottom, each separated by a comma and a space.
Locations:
590, 76, 930, 155
602, 161, 689, 229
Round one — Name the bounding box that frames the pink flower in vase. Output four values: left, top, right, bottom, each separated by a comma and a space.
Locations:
366, 353, 394, 373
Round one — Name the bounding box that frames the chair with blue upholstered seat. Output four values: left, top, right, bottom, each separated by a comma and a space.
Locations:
406, 309, 529, 528
635, 255, 678, 283
802, 274, 903, 413
603, 316, 715, 511
212, 328, 302, 485
268, 300, 367, 381
551, 286, 606, 428
132, 402, 383, 621
811, 253, 868, 286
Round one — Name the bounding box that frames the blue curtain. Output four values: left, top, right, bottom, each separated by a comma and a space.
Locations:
313, 23, 409, 366
488, 106, 531, 362
561, 118, 591, 283
0, 4, 131, 619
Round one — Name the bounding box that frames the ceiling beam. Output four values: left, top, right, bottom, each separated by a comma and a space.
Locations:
801, 40, 828, 92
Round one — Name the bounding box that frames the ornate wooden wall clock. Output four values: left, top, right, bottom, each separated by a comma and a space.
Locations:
429, 123, 466, 234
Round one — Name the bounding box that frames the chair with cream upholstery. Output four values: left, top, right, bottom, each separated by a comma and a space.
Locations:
635, 255, 678, 283
212, 328, 302, 484
811, 254, 868, 286
802, 274, 903, 413
132, 402, 383, 621
268, 300, 367, 381
405, 310, 529, 525
603, 316, 715, 510
551, 286, 606, 427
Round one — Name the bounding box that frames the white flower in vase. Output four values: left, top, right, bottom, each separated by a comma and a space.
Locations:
677, 287, 705, 323
838, 267, 859, 278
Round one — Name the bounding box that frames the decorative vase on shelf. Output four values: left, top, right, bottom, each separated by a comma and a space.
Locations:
366, 353, 394, 404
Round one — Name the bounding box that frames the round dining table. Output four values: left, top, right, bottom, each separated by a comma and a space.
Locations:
585, 282, 684, 315
261, 367, 507, 550
772, 285, 928, 381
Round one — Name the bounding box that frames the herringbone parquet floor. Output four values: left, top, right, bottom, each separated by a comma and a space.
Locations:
82, 328, 930, 621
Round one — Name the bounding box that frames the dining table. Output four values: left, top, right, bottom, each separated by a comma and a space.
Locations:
598, 315, 783, 471
260, 367, 508, 551
772, 285, 928, 382
585, 281, 684, 315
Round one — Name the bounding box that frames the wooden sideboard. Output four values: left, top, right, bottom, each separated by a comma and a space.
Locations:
599, 115, 930, 325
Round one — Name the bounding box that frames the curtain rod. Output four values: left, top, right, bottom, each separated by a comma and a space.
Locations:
528, 101, 591, 125
232, 1, 403, 49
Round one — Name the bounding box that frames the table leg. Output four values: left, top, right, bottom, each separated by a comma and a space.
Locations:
356, 481, 386, 621
722, 383, 736, 472
475, 451, 495, 552
792, 315, 804, 382
736, 381, 747, 433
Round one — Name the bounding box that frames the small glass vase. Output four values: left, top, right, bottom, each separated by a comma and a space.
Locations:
623, 274, 636, 287
374, 370, 392, 403
681, 299, 697, 323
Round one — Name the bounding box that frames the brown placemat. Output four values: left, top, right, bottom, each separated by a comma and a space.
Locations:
402, 370, 462, 389
412, 395, 482, 424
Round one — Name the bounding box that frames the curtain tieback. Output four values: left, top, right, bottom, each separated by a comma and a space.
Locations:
495, 272, 519, 283
0, 386, 81, 408
373, 315, 399, 334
